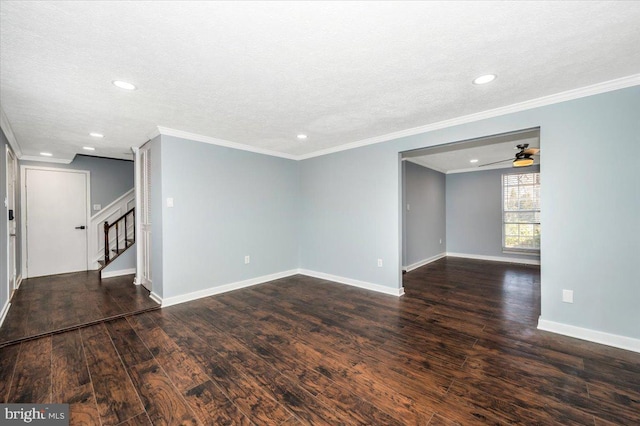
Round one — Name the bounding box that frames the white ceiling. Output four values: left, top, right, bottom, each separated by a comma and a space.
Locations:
1, 1, 640, 162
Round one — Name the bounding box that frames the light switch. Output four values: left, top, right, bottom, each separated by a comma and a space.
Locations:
167, 197, 174, 208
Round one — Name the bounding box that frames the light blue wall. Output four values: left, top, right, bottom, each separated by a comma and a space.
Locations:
299, 86, 639, 339
402, 161, 446, 267
156, 135, 299, 299
299, 143, 401, 288
102, 242, 136, 274
21, 155, 134, 213
446, 165, 540, 261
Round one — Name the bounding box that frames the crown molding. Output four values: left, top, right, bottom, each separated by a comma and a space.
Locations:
19, 155, 72, 164
155, 126, 298, 160
0, 107, 23, 157
297, 74, 640, 160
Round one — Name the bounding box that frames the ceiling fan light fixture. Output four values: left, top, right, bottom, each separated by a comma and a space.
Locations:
513, 157, 534, 167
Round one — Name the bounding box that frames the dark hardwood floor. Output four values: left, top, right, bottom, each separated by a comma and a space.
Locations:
1, 258, 639, 425
0, 271, 159, 347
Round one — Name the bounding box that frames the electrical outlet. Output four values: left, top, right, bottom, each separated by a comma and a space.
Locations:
407, 203, 410, 211
166, 197, 174, 208
439, 238, 442, 244
562, 289, 573, 303
377, 259, 383, 267
244, 255, 250, 264
93, 204, 101, 211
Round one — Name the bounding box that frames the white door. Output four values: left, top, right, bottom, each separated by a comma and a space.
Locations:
139, 146, 152, 291
25, 168, 89, 278
6, 148, 17, 294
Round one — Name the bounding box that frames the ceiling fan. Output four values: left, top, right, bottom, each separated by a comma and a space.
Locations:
479, 143, 540, 168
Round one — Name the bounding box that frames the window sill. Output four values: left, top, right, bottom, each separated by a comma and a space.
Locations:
502, 250, 540, 257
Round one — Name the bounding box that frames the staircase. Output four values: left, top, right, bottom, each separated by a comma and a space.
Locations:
98, 207, 135, 277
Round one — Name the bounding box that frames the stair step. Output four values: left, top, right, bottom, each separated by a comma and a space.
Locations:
98, 260, 105, 267
111, 248, 126, 255
126, 238, 134, 244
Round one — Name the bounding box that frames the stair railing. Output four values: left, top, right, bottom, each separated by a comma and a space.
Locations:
103, 207, 135, 264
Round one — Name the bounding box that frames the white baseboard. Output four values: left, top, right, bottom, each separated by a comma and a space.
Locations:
159, 269, 299, 308
101, 268, 137, 279
149, 291, 163, 305
446, 252, 540, 266
404, 252, 446, 272
0, 301, 10, 328
298, 269, 404, 297
538, 318, 640, 354
15, 275, 23, 289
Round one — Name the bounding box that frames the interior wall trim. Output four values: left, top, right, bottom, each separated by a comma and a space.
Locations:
298, 269, 404, 297
538, 318, 640, 354
159, 269, 299, 308
100, 268, 136, 279
404, 252, 446, 272
446, 252, 541, 266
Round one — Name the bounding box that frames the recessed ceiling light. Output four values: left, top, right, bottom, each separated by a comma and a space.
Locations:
112, 80, 136, 90
40, 152, 53, 157
472, 74, 497, 85
469, 159, 479, 163
297, 134, 308, 140
89, 132, 104, 138
83, 147, 96, 151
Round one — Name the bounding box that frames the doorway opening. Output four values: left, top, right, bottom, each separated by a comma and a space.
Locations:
400, 127, 541, 320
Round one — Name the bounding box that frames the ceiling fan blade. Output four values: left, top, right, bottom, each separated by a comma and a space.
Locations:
523, 148, 540, 155
478, 158, 512, 167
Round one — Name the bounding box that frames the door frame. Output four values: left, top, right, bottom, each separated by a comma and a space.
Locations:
20, 165, 91, 278
5, 146, 17, 296
133, 144, 152, 291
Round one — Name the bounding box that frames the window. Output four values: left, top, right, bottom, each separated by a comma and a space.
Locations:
502, 172, 540, 253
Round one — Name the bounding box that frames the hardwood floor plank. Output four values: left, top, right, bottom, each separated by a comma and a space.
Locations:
116, 412, 153, 426
127, 358, 200, 426
104, 317, 153, 368
184, 380, 252, 426
3, 258, 639, 424
146, 310, 294, 425
51, 330, 91, 400
7, 337, 51, 403
427, 413, 462, 425
80, 323, 144, 425
0, 342, 21, 402
0, 271, 159, 346
64, 383, 101, 426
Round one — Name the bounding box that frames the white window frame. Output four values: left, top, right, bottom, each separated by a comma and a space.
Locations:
501, 171, 540, 254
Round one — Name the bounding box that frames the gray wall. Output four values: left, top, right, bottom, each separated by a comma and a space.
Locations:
446, 165, 540, 261
298, 86, 640, 339
155, 135, 299, 299
299, 144, 401, 288
21, 155, 134, 214
0, 129, 8, 317
402, 161, 446, 267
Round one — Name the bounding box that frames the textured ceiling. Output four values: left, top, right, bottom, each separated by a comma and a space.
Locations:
1, 1, 640, 161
